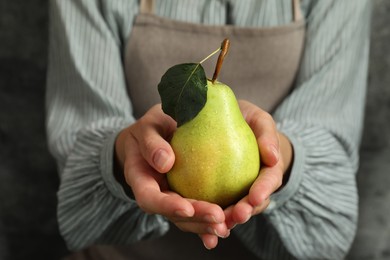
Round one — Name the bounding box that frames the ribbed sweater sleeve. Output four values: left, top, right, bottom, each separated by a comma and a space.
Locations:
46, 0, 169, 251
235, 1, 371, 259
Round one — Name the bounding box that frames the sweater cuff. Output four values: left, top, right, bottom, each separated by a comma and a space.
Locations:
101, 129, 133, 202
264, 133, 305, 213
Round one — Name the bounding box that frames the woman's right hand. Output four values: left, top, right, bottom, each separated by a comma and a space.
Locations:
115, 104, 229, 249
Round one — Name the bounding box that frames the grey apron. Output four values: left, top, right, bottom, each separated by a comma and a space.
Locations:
65, 0, 305, 259
125, 0, 305, 119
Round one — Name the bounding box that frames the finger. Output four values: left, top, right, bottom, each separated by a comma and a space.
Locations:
225, 196, 271, 229
133, 107, 176, 173
229, 195, 271, 226
170, 200, 225, 224
138, 188, 194, 218
252, 197, 271, 216
223, 205, 236, 229
130, 170, 194, 217
231, 196, 253, 225
175, 222, 229, 238
125, 138, 194, 217
251, 113, 279, 167
239, 101, 279, 167
199, 234, 219, 250
248, 166, 283, 207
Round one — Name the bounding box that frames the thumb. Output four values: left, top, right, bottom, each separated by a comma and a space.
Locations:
131, 104, 177, 173
151, 147, 175, 173
134, 123, 175, 173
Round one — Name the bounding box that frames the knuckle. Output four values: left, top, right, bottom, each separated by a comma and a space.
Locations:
276, 177, 283, 189
175, 224, 188, 232
273, 173, 283, 190
143, 138, 157, 154
253, 108, 271, 121
135, 196, 151, 214
261, 111, 273, 122
123, 165, 131, 185
253, 110, 275, 129
264, 170, 283, 192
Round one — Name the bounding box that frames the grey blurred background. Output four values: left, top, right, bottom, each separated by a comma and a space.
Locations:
0, 1, 389, 259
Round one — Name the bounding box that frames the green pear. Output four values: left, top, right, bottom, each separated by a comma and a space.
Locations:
167, 80, 260, 208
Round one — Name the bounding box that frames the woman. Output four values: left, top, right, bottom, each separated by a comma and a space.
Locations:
46, 0, 371, 259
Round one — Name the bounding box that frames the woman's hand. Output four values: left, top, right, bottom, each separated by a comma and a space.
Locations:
115, 104, 229, 249
224, 100, 293, 229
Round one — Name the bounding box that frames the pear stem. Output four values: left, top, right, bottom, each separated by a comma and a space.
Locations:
212, 38, 230, 83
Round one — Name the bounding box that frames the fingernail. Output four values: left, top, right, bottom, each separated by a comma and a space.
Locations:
203, 241, 212, 250
223, 230, 231, 238
243, 214, 251, 223
154, 149, 169, 171
270, 145, 279, 162
174, 210, 191, 218
215, 229, 230, 238
227, 222, 237, 229
204, 214, 218, 223
206, 227, 215, 235
209, 228, 229, 238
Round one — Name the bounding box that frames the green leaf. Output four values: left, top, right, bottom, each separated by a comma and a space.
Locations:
158, 63, 208, 127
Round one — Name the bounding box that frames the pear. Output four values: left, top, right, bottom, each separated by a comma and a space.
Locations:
167, 79, 260, 208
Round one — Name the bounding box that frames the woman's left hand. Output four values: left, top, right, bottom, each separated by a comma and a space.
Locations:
224, 100, 293, 229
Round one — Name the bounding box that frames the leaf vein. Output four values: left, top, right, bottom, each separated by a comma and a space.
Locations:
175, 63, 200, 115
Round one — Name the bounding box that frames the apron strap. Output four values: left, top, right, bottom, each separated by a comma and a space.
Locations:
140, 0, 155, 14
292, 0, 303, 21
